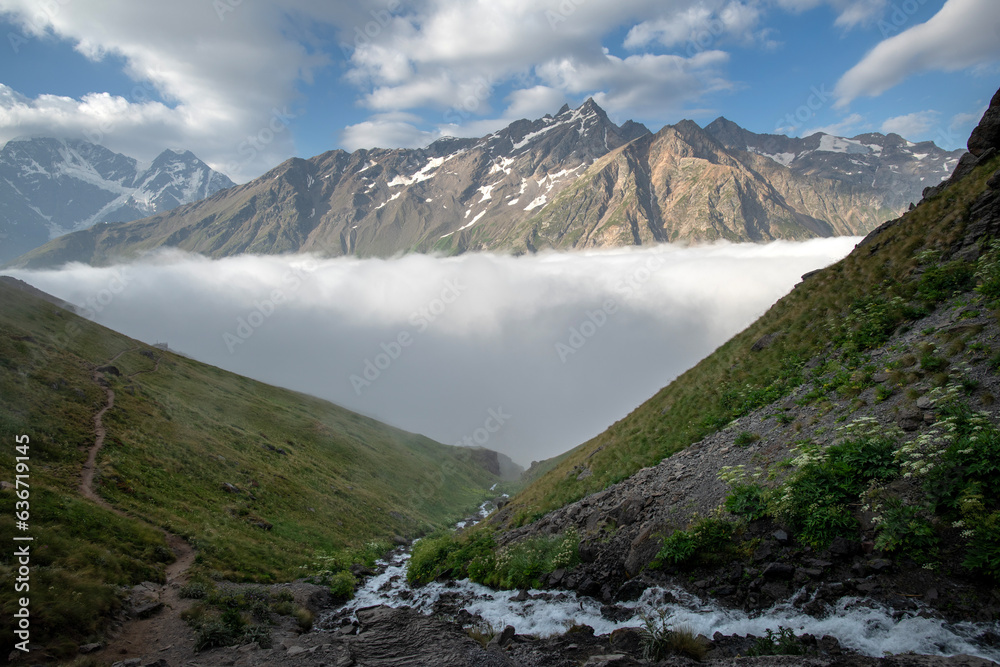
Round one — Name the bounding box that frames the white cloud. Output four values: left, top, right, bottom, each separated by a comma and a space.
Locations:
773, 0, 888, 28
0, 0, 341, 182
951, 106, 988, 132
799, 113, 866, 138
880, 110, 939, 138
339, 116, 439, 151
835, 0, 1000, 106
624, 1, 764, 51
537, 50, 732, 116
339, 0, 738, 141
504, 86, 569, 121
5, 239, 858, 466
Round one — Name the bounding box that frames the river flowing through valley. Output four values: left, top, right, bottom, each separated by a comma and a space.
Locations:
320, 502, 1000, 662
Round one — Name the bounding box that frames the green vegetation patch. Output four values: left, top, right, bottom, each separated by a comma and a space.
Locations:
408, 526, 579, 590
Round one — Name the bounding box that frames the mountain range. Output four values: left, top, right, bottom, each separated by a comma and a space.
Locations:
6, 100, 962, 269
0, 137, 234, 263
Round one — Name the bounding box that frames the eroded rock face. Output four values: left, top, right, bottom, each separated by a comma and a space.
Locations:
347, 606, 491, 666
968, 88, 1000, 157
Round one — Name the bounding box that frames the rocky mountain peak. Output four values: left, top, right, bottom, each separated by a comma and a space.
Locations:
0, 137, 234, 263
5, 106, 961, 269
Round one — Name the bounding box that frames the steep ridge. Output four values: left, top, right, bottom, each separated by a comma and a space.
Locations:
0, 138, 234, 262
0, 279, 499, 658
7, 101, 960, 268
706, 117, 961, 209
421, 88, 1000, 625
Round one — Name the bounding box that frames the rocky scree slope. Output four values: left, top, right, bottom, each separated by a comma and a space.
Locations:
487, 89, 1000, 621
7, 100, 959, 268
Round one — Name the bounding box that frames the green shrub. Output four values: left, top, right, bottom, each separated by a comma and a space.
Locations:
963, 511, 1000, 581
195, 620, 236, 651
975, 241, 1000, 299
734, 431, 760, 447
920, 352, 948, 372
408, 530, 496, 585
833, 296, 910, 354
328, 571, 356, 601
652, 518, 735, 568
407, 528, 578, 590
917, 260, 975, 303
747, 627, 807, 656
724, 483, 769, 521
241, 624, 273, 648
483, 531, 580, 589
179, 580, 213, 600
872, 499, 938, 561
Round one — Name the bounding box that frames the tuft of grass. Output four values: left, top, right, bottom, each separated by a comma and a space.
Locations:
293, 607, 314, 632
640, 613, 707, 661
734, 431, 761, 447
466, 620, 501, 648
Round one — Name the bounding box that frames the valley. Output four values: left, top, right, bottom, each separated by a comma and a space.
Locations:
0, 61, 997, 667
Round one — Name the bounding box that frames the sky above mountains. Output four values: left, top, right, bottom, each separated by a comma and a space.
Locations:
0, 0, 997, 183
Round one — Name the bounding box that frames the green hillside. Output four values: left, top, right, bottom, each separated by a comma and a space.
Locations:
0, 279, 498, 657
501, 151, 1000, 528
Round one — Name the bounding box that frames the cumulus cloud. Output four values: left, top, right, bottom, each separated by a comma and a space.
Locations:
0, 0, 340, 181
835, 0, 1000, 107
537, 50, 732, 117
340, 113, 440, 151
880, 110, 940, 138
5, 240, 859, 466
624, 1, 767, 51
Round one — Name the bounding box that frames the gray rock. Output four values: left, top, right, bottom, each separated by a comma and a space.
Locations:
968, 88, 1000, 157
868, 558, 893, 571
916, 395, 933, 409
487, 625, 516, 649
78, 643, 102, 654
133, 600, 164, 619
829, 537, 861, 557
763, 562, 795, 579
751, 332, 781, 352
349, 606, 483, 666
582, 655, 630, 666
771, 529, 789, 543
898, 408, 924, 431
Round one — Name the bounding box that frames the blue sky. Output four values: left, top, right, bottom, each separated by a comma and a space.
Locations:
0, 0, 997, 182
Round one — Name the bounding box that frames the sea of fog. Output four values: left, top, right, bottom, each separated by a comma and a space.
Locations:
6, 238, 861, 466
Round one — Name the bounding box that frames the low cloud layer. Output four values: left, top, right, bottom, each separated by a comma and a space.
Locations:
7, 240, 859, 466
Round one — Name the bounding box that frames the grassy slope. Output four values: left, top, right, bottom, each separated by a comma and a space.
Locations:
0, 282, 497, 656
502, 154, 1000, 527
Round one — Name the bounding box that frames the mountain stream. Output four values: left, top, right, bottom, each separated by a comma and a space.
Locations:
321, 501, 1000, 661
